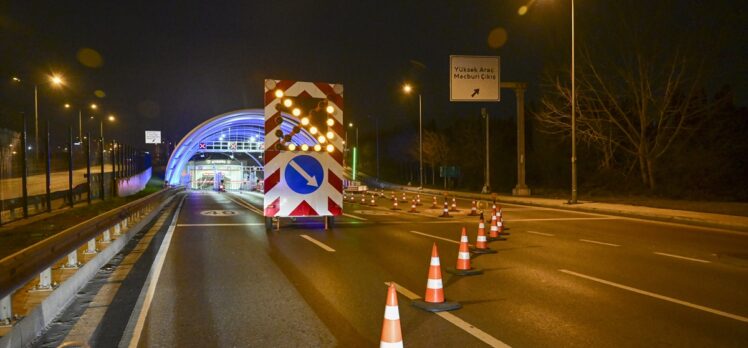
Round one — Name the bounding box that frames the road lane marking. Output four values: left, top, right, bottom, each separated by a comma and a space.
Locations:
559, 269, 748, 323
300, 234, 336, 252
654, 252, 711, 264
408, 230, 459, 244
126, 196, 185, 348
509, 217, 621, 222
226, 194, 264, 215
177, 223, 265, 227
343, 213, 367, 221
387, 282, 511, 348
526, 230, 554, 236
579, 239, 620, 247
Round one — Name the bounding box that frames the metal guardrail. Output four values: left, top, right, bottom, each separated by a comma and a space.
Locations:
0, 187, 178, 300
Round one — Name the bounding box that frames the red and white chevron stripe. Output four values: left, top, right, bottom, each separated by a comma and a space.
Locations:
263, 79, 344, 217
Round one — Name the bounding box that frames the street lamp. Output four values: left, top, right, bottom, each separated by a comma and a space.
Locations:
402, 83, 423, 189
10, 74, 65, 156
520, 0, 577, 203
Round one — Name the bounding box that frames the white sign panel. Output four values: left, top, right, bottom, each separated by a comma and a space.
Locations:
145, 130, 161, 144
450, 55, 500, 102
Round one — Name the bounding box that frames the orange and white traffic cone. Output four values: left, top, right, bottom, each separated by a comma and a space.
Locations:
439, 199, 451, 218
447, 227, 483, 276
391, 198, 401, 211
471, 214, 497, 254
380, 282, 404, 348
467, 200, 479, 216
416, 194, 422, 206
449, 197, 459, 212
430, 196, 438, 209
361, 195, 367, 205
412, 243, 461, 312
371, 194, 377, 206
409, 199, 418, 213
400, 192, 407, 203
498, 211, 510, 235
488, 213, 505, 241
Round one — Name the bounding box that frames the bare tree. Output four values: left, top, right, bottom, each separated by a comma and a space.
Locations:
535, 46, 721, 190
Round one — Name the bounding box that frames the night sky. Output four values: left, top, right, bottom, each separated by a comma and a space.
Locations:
2, 1, 745, 146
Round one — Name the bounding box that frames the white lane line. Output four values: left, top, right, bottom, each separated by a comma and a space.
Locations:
559, 269, 748, 323
177, 223, 265, 227
526, 230, 555, 236
408, 230, 459, 244
300, 234, 336, 252
509, 217, 621, 222
343, 213, 367, 221
654, 252, 711, 264
579, 239, 620, 247
387, 282, 511, 348
226, 194, 263, 215
126, 196, 185, 348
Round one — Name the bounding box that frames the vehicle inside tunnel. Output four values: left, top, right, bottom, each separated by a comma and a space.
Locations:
164, 109, 316, 190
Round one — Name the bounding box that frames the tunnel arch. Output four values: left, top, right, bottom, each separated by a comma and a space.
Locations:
165, 108, 315, 186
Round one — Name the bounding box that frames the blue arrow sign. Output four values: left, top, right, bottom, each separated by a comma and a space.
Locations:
285, 155, 324, 194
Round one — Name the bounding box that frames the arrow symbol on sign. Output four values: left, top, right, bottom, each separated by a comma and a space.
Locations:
289, 159, 319, 187
471, 88, 480, 97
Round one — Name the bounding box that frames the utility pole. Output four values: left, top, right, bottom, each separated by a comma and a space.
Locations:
481, 108, 490, 193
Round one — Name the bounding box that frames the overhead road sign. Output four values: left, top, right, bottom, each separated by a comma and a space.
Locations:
450, 55, 500, 102
145, 130, 161, 144
263, 79, 344, 218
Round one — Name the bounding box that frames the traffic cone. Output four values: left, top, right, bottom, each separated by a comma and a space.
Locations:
498, 212, 510, 235
430, 196, 438, 209
488, 213, 505, 241
381, 282, 404, 348
416, 194, 422, 206
471, 214, 497, 254
449, 197, 459, 212
391, 198, 401, 210
371, 194, 377, 206
380, 190, 385, 197
412, 243, 461, 312
467, 200, 479, 216
409, 199, 418, 213
439, 199, 451, 218
400, 192, 407, 203
447, 227, 483, 276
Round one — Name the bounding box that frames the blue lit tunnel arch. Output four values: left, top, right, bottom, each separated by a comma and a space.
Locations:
165, 109, 316, 185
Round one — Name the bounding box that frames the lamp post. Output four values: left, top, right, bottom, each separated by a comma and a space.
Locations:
402, 83, 423, 189
520, 0, 576, 203
11, 74, 64, 157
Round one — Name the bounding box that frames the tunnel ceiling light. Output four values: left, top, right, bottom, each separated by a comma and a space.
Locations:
301, 144, 309, 151
274, 89, 284, 98
283, 99, 293, 107
326, 105, 335, 114
301, 117, 310, 126
326, 131, 335, 139
326, 144, 334, 152
326, 118, 334, 126
309, 126, 318, 135
314, 144, 322, 151
292, 108, 301, 116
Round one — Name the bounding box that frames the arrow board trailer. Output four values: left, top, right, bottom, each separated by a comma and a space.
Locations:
263, 79, 344, 230
450, 55, 500, 102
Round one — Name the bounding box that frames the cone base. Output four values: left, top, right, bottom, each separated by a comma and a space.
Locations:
412, 299, 462, 312
446, 267, 483, 276
488, 237, 507, 242
470, 247, 498, 254
449, 209, 460, 212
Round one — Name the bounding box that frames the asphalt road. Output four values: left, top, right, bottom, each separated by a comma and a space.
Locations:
135, 190, 748, 347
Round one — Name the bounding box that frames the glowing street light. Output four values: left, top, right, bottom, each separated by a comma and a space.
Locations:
50, 75, 64, 86
402, 82, 423, 189
108, 115, 116, 122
